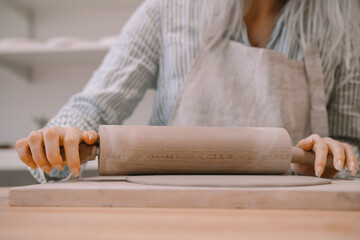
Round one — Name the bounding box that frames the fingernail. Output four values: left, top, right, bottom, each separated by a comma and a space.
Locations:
335, 160, 343, 171
28, 162, 37, 170
55, 164, 64, 171
349, 163, 356, 176
315, 166, 323, 177
42, 165, 51, 174
71, 168, 80, 177
87, 132, 93, 141
305, 137, 313, 145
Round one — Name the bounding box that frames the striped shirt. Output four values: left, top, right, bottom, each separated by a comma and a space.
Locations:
29, 0, 360, 183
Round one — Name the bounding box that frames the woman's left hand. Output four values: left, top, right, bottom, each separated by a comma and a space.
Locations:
291, 134, 358, 178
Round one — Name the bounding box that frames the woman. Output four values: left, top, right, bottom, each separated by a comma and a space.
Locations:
15, 0, 359, 183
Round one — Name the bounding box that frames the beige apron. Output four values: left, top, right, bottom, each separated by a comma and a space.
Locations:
168, 40, 329, 145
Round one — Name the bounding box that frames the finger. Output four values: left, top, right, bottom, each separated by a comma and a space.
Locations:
343, 143, 358, 176
83, 130, 99, 145
15, 138, 37, 170
323, 138, 345, 171
63, 127, 83, 177
44, 127, 66, 171
28, 130, 52, 174
312, 136, 328, 177
297, 135, 314, 151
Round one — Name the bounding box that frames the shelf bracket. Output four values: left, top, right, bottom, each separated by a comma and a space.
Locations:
0, 61, 32, 82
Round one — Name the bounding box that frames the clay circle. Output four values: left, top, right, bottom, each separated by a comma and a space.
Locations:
126, 175, 331, 188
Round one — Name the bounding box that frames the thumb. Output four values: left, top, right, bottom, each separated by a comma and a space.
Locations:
83, 130, 99, 145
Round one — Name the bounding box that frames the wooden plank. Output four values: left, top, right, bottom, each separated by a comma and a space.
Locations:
9, 177, 360, 210
2, 188, 360, 240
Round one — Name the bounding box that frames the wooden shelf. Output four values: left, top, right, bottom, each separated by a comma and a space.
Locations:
0, 46, 109, 80
0, 45, 109, 67
0, 0, 143, 81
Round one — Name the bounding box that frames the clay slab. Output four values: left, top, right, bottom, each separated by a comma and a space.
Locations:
126, 175, 331, 187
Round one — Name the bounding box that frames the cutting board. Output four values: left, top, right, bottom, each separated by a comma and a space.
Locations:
9, 175, 360, 210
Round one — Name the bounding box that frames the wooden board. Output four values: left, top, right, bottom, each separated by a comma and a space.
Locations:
2, 188, 360, 240
9, 176, 360, 210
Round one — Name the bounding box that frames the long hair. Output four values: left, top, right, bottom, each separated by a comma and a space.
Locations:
201, 0, 360, 71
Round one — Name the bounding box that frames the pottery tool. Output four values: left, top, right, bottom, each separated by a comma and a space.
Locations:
60, 125, 333, 175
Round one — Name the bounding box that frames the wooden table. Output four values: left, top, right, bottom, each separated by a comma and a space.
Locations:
0, 187, 359, 240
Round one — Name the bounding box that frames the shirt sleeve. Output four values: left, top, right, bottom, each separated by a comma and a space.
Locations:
29, 0, 161, 183
328, 57, 360, 178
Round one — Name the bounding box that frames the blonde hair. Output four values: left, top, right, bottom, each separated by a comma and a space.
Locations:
201, 0, 360, 69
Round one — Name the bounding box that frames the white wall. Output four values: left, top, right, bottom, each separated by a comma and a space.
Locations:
0, 0, 30, 38
0, 0, 155, 145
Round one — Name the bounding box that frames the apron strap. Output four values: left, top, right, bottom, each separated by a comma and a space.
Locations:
303, 43, 329, 137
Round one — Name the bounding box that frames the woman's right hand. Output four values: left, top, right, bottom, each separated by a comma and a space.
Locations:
15, 126, 99, 177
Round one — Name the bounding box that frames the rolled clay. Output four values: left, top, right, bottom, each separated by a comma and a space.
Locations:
126, 175, 332, 187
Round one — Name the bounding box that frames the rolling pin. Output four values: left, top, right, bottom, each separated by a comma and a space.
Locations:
61, 125, 334, 175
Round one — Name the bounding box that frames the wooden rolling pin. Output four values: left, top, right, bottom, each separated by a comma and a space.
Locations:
61, 125, 334, 175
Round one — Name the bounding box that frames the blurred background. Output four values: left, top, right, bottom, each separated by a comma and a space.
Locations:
0, 0, 154, 186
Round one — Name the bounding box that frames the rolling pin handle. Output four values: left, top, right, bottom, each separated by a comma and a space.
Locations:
291, 147, 334, 169
59, 143, 99, 165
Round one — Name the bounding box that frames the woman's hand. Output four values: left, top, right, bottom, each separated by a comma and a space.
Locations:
15, 126, 99, 177
291, 134, 358, 178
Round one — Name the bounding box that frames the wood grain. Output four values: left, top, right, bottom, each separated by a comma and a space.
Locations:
9, 177, 360, 210
1, 188, 360, 240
